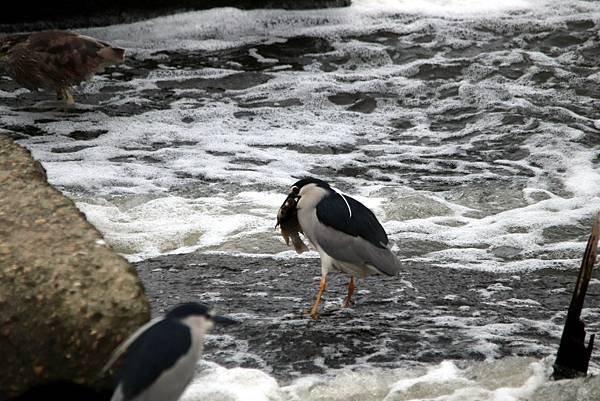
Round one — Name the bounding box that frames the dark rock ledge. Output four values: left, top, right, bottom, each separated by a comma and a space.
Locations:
0, 135, 150, 401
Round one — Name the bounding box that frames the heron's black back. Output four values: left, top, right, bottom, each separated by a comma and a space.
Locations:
316, 192, 389, 249
118, 319, 191, 400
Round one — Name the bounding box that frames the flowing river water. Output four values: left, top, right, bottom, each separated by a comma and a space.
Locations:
2, 0, 600, 399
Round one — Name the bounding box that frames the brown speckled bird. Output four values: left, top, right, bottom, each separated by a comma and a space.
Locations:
0, 30, 124, 105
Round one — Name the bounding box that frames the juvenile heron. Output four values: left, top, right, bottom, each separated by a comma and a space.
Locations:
0, 30, 124, 105
277, 177, 401, 319
103, 302, 236, 401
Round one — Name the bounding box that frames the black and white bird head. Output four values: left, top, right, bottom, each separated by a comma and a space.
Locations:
165, 302, 237, 333
278, 178, 334, 219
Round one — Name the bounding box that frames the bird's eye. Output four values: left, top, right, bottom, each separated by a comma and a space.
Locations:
291, 186, 299, 194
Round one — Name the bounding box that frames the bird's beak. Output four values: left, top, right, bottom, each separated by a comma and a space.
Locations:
212, 314, 238, 325
276, 193, 298, 228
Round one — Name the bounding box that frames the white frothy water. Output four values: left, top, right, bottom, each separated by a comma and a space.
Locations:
2, 0, 599, 267
179, 357, 600, 401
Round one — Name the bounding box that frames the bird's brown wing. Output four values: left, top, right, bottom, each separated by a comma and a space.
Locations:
24, 30, 124, 85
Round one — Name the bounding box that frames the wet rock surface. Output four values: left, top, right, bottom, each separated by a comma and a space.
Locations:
0, 136, 150, 400
135, 252, 600, 382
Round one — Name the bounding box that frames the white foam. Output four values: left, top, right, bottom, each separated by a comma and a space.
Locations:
181, 363, 280, 401
76, 194, 279, 261
388, 360, 466, 393
81, 0, 600, 53
177, 356, 599, 401
4, 0, 598, 272
248, 48, 279, 64
351, 0, 533, 16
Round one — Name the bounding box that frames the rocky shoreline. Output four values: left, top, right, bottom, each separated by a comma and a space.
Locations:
0, 137, 150, 400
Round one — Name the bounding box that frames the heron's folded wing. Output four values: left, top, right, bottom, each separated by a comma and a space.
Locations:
102, 317, 162, 374
316, 192, 389, 248
27, 31, 122, 82
315, 194, 401, 276
117, 320, 192, 400
313, 222, 401, 276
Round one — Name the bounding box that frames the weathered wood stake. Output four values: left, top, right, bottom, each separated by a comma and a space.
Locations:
552, 212, 599, 380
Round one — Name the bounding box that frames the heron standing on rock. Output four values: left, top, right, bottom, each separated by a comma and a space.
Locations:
277, 177, 402, 319
0, 30, 124, 105
103, 302, 236, 401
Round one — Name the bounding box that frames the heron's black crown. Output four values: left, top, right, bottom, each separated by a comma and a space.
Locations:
291, 177, 331, 192
165, 303, 212, 320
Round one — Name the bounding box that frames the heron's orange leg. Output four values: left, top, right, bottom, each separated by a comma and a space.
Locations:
64, 89, 75, 106
309, 276, 327, 320
342, 276, 356, 308
57, 88, 74, 107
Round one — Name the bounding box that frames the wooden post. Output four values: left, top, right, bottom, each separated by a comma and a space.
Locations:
552, 212, 599, 380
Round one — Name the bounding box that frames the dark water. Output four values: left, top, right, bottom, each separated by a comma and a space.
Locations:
1, 2, 598, 268
136, 252, 600, 378
134, 251, 600, 400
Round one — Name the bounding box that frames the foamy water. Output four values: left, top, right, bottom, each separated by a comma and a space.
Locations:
179, 357, 600, 401
1, 1, 600, 399
2, 0, 598, 268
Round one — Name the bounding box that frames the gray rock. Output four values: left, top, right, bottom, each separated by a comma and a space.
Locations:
0, 136, 150, 400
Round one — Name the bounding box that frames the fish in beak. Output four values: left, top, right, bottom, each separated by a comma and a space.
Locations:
276, 193, 309, 254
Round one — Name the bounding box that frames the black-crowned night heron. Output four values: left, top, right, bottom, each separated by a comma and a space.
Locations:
103, 302, 236, 401
0, 30, 124, 105
277, 177, 401, 319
